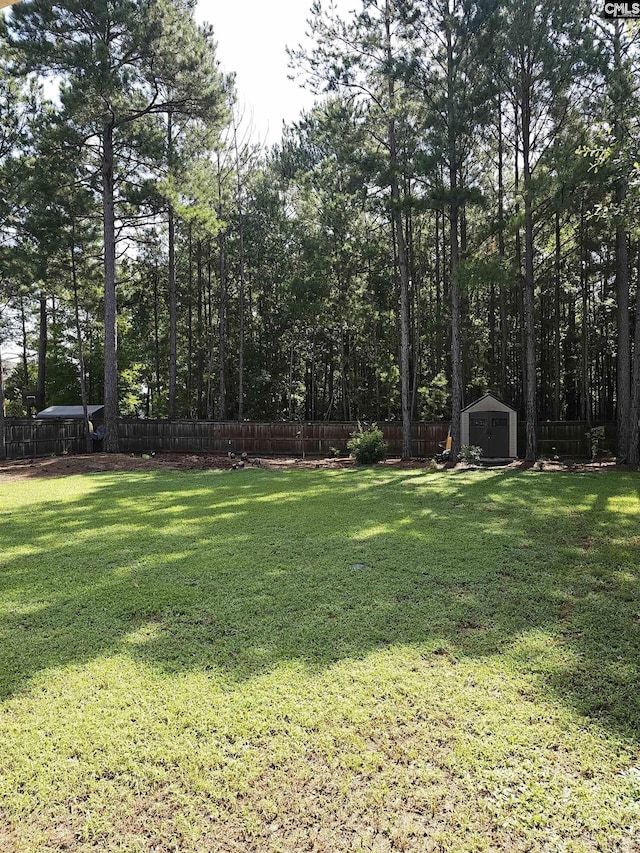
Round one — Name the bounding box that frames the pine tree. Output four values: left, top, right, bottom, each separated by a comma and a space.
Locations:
9, 0, 227, 450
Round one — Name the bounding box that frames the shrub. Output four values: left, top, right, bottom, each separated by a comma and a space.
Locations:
459, 444, 483, 464
418, 371, 450, 420
347, 422, 388, 465
586, 426, 607, 460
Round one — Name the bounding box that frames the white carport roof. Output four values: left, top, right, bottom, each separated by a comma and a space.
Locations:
36, 405, 105, 419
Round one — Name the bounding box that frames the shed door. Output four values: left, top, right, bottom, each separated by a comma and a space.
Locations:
469, 413, 490, 454
488, 412, 509, 457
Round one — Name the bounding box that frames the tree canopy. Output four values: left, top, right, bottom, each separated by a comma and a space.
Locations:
1, 1, 639, 461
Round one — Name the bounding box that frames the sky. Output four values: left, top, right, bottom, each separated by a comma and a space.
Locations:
0, 0, 355, 366
195, 0, 354, 146
2, 0, 355, 145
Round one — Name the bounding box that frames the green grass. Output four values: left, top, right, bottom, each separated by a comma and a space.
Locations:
0, 467, 639, 852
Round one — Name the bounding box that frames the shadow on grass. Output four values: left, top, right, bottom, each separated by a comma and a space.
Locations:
1, 467, 639, 740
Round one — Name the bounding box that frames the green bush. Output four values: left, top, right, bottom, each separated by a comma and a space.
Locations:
459, 444, 483, 464
586, 426, 607, 460
347, 422, 388, 465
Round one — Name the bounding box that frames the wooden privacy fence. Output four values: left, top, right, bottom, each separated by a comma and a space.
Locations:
2, 418, 616, 460
517, 421, 616, 459
4, 418, 87, 459
118, 420, 450, 458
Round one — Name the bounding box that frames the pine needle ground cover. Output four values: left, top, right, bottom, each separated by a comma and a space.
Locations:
0, 468, 638, 852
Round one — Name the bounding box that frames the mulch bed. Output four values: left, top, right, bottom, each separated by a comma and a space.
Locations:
0, 452, 628, 482
0, 452, 356, 481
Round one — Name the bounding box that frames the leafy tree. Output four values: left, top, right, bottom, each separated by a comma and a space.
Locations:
9, 0, 228, 450
292, 0, 416, 457
589, 20, 640, 461
496, 0, 590, 460
403, 0, 496, 458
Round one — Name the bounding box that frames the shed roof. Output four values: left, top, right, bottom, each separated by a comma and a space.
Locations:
36, 405, 105, 419
461, 393, 516, 414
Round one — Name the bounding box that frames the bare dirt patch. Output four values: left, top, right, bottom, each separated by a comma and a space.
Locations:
0, 452, 630, 482
0, 452, 359, 481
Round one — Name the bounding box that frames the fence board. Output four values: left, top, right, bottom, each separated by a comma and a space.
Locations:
4, 419, 86, 459
2, 418, 616, 461
517, 421, 616, 459
116, 420, 450, 458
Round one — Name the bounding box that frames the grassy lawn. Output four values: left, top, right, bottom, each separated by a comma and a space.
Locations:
0, 467, 639, 852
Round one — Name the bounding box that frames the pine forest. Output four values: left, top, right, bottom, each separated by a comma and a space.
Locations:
1, 0, 639, 463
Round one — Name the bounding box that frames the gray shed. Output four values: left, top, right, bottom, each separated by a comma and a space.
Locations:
36, 405, 105, 420
461, 394, 517, 459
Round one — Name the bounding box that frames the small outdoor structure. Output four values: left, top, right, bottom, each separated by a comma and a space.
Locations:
36, 405, 104, 421
461, 394, 517, 459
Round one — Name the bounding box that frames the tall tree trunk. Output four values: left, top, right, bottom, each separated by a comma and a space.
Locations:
234, 121, 246, 422
88, 319, 94, 403
411, 254, 421, 420
288, 340, 295, 420
435, 210, 442, 375
217, 229, 226, 421
102, 119, 119, 452
406, 186, 420, 420
153, 260, 161, 414
167, 110, 178, 420
521, 71, 537, 462
196, 240, 205, 418
615, 198, 630, 462
497, 93, 508, 401
565, 287, 578, 419
216, 156, 226, 422
613, 22, 631, 461
628, 250, 640, 465
20, 297, 29, 409
206, 246, 215, 419
70, 223, 92, 453
447, 23, 462, 461
554, 209, 562, 420
187, 224, 193, 417
36, 293, 47, 412
580, 200, 591, 425
386, 0, 411, 460
514, 100, 526, 418
0, 346, 6, 460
